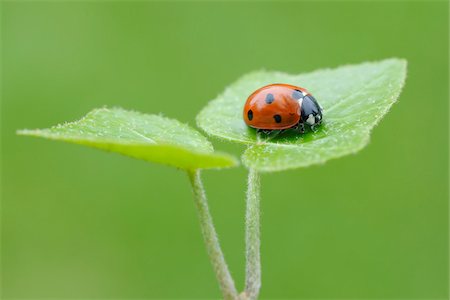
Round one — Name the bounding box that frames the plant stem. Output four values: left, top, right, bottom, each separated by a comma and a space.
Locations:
187, 169, 238, 300
242, 168, 261, 300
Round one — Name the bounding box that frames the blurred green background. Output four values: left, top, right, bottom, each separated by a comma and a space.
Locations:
2, 1, 448, 299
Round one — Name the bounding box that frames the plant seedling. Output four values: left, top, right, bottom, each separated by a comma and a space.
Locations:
19, 58, 407, 300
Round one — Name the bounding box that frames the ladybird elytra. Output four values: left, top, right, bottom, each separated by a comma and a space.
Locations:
243, 83, 323, 131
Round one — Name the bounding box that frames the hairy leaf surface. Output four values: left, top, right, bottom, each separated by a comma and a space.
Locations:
197, 59, 407, 172
19, 108, 238, 170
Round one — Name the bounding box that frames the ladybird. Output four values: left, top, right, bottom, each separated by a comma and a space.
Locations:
243, 83, 323, 133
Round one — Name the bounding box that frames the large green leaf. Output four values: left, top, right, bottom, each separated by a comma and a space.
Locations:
197, 59, 407, 172
18, 108, 238, 170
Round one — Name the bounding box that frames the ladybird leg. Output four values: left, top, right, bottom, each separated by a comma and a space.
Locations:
256, 128, 271, 136
258, 129, 271, 135
256, 129, 272, 141
257, 129, 278, 141
296, 123, 305, 134
265, 129, 285, 140
310, 120, 322, 132
256, 129, 264, 142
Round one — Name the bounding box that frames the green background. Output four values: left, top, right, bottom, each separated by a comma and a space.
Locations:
2, 1, 448, 299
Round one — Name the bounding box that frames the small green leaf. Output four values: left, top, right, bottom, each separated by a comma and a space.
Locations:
18, 108, 238, 170
197, 58, 407, 172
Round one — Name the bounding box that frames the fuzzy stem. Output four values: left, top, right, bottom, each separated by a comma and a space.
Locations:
187, 169, 238, 300
242, 168, 261, 300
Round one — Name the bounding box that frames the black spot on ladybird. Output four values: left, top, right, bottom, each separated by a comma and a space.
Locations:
292, 90, 303, 100
265, 93, 275, 104
247, 110, 253, 121
273, 114, 282, 123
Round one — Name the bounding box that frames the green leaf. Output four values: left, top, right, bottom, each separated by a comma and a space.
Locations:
18, 108, 238, 170
197, 58, 407, 172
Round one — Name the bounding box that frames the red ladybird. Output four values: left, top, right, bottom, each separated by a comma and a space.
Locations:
243, 83, 323, 132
